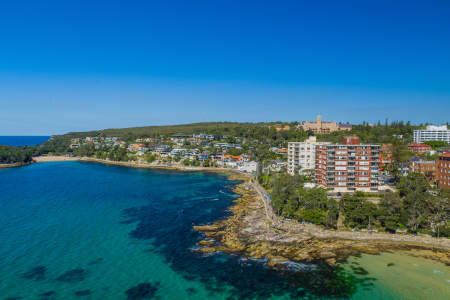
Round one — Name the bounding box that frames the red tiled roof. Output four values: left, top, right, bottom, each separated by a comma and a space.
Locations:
408, 143, 431, 147
441, 152, 450, 158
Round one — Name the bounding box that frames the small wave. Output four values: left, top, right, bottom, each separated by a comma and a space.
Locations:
432, 269, 444, 274
248, 257, 268, 264
201, 251, 222, 257
277, 261, 317, 272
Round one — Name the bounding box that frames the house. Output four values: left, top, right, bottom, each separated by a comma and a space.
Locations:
154, 145, 171, 154
268, 160, 287, 172
114, 140, 126, 147
170, 148, 187, 157
277, 148, 287, 155
408, 143, 432, 154
130, 144, 146, 151
438, 147, 450, 155
238, 161, 259, 173
408, 157, 436, 182
198, 153, 209, 162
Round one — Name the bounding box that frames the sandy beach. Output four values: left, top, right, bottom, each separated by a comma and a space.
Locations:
78, 157, 244, 175
33, 156, 81, 162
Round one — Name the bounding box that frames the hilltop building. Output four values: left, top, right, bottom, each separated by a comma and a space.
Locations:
287, 136, 330, 175
413, 125, 450, 143
298, 115, 352, 134
315, 136, 381, 192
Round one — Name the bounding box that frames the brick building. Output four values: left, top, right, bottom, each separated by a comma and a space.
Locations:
315, 136, 381, 192
408, 157, 436, 182
408, 143, 432, 154
380, 144, 393, 171
437, 153, 450, 189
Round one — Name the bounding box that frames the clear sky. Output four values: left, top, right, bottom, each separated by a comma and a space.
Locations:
1, 0, 449, 135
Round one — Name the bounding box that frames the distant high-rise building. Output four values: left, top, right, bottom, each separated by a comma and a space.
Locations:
316, 138, 381, 192
413, 125, 450, 143
287, 136, 330, 175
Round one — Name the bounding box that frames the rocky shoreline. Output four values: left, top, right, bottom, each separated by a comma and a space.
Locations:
194, 177, 450, 270
0, 161, 34, 169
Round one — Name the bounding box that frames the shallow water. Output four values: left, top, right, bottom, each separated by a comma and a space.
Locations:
0, 162, 448, 299
343, 252, 450, 300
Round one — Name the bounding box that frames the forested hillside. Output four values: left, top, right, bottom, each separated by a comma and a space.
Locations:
0, 146, 35, 164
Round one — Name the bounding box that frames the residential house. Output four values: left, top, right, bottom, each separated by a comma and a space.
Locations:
408, 157, 436, 182
408, 143, 432, 154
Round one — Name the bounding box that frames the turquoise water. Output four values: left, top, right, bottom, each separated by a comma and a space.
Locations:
0, 136, 50, 146
0, 162, 448, 299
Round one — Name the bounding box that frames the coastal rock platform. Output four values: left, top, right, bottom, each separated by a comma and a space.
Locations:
194, 178, 450, 270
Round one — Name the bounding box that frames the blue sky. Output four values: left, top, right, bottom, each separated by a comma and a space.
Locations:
1, 0, 449, 135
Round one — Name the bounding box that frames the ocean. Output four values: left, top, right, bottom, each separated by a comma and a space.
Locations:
0, 136, 50, 146
0, 162, 448, 299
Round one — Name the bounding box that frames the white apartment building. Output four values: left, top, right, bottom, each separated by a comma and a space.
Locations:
288, 136, 330, 175
413, 125, 450, 143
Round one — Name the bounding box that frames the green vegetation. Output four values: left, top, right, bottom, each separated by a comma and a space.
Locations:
0, 146, 35, 164
423, 140, 448, 149
317, 121, 420, 144
36, 122, 425, 167
267, 173, 450, 236
268, 173, 339, 228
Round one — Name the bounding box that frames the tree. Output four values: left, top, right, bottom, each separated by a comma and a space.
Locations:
387, 139, 411, 183
341, 193, 378, 229
378, 193, 402, 232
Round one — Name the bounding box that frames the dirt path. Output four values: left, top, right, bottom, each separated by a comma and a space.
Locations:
251, 182, 450, 249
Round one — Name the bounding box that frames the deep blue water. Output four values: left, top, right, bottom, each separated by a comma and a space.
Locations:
0, 136, 50, 146
0, 162, 448, 299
